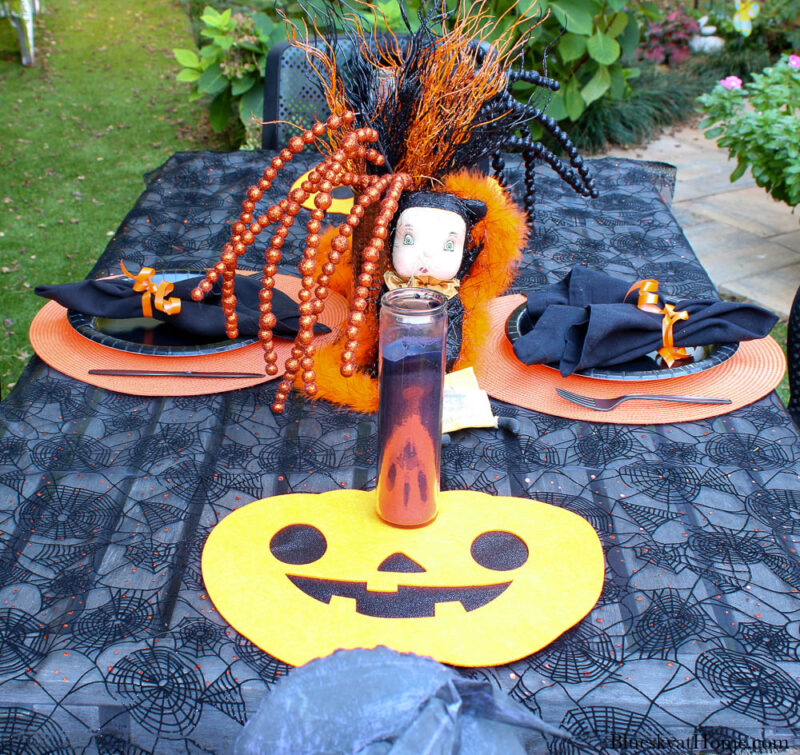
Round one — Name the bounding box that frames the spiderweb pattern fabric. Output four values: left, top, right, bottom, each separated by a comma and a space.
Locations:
0, 151, 798, 752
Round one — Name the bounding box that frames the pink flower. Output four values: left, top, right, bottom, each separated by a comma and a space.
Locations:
789, 54, 800, 68
720, 75, 743, 89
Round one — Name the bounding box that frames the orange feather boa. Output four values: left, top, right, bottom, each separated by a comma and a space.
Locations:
300, 170, 527, 413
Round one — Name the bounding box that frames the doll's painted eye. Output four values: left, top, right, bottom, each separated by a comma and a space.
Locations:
403, 234, 414, 245
444, 240, 455, 251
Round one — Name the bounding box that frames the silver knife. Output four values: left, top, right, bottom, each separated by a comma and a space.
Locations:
88, 369, 265, 378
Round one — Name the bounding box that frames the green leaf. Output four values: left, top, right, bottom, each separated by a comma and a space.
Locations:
606, 12, 628, 39
239, 84, 264, 125
618, 15, 640, 59
558, 32, 587, 63
730, 159, 748, 182
198, 63, 228, 96
209, 91, 231, 132
511, 81, 535, 99
543, 89, 568, 121
609, 63, 625, 99
253, 12, 274, 38
517, 0, 540, 17
606, 0, 626, 11
489, 14, 514, 39
176, 68, 201, 83
268, 26, 286, 46
201, 6, 223, 28
200, 44, 222, 61
586, 31, 620, 65
704, 126, 724, 139
548, 0, 594, 36
174, 48, 200, 68
637, 1, 661, 21
581, 64, 611, 105
564, 77, 585, 120
200, 27, 224, 39
231, 74, 257, 97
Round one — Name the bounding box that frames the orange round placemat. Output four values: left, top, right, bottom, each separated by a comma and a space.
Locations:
30, 274, 348, 397
474, 295, 786, 425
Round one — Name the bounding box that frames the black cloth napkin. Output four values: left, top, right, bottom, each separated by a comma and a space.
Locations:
35, 273, 330, 339
512, 267, 778, 376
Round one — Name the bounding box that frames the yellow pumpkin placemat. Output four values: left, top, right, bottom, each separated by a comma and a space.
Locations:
202, 489, 604, 667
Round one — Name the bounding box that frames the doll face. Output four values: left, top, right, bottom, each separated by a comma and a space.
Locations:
392, 207, 467, 281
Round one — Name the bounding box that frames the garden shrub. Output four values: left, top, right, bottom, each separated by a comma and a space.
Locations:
698, 54, 800, 208
637, 8, 700, 66
173, 0, 795, 154
174, 6, 284, 148
175, 0, 651, 149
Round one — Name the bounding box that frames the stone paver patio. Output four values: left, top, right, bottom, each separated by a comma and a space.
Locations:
607, 126, 799, 319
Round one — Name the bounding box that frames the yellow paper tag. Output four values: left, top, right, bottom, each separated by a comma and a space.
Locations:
443, 367, 496, 433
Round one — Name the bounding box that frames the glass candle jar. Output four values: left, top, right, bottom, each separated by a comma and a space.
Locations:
376, 287, 447, 527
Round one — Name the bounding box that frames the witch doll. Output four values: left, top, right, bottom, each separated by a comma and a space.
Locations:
190, 1, 597, 413
383, 191, 487, 371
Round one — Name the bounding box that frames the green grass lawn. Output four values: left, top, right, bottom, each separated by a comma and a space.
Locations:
0, 0, 222, 396
772, 318, 790, 407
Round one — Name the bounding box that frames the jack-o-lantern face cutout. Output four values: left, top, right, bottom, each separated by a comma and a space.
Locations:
271, 526, 527, 618
202, 489, 603, 667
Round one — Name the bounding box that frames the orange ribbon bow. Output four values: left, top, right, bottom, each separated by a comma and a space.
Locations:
120, 262, 182, 318
624, 279, 689, 367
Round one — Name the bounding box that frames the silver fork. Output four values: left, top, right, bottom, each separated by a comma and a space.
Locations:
556, 387, 732, 412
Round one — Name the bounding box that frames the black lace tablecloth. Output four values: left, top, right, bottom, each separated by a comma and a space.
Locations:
1, 151, 799, 754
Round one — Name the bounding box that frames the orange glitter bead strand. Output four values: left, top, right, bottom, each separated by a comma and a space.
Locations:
260, 158, 331, 376
272, 126, 388, 408
269, 154, 343, 402
294, 161, 348, 396
339, 172, 412, 377
191, 111, 354, 330
193, 110, 422, 414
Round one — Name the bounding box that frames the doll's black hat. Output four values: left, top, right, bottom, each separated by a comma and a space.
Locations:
396, 191, 487, 226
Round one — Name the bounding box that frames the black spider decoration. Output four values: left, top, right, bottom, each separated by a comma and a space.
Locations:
470, 46, 598, 219
193, 1, 601, 411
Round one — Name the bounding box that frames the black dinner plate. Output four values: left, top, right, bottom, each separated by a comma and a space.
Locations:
66, 270, 257, 357
504, 301, 739, 381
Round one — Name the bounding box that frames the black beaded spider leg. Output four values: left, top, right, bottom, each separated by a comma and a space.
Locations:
494, 87, 598, 196
472, 46, 558, 193
507, 66, 562, 92
495, 131, 595, 225
523, 146, 536, 224
477, 72, 598, 220
490, 152, 507, 188
513, 98, 599, 199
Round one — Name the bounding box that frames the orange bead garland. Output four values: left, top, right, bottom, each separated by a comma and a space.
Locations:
194, 109, 423, 413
